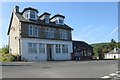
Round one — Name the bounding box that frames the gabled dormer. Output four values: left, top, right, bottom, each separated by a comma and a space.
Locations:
22, 7, 39, 20
39, 12, 51, 23
50, 14, 65, 25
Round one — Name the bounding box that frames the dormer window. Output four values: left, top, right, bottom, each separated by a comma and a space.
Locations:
22, 7, 38, 20
50, 14, 65, 25
56, 17, 64, 25
39, 12, 51, 23
45, 16, 49, 23
30, 10, 36, 19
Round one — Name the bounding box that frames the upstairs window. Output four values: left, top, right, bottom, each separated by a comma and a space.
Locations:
45, 28, 54, 38
29, 25, 38, 37
56, 17, 64, 25
23, 10, 38, 20
45, 16, 49, 23
60, 30, 67, 40
59, 19, 63, 24
30, 10, 36, 19
29, 25, 33, 36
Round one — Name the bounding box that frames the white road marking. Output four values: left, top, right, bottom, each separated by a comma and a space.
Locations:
109, 73, 118, 76
101, 76, 110, 79
116, 71, 120, 74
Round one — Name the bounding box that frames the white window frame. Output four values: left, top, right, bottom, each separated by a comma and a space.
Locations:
56, 17, 64, 25
62, 44, 68, 53
45, 16, 49, 23
30, 10, 36, 19
56, 44, 61, 53
28, 43, 37, 54
33, 26, 38, 37
39, 43, 45, 54
29, 25, 33, 36
45, 28, 54, 38
29, 25, 38, 37
60, 29, 67, 39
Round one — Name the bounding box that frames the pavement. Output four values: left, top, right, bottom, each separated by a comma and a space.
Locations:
1, 60, 119, 79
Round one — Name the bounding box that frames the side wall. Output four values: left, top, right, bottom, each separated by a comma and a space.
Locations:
21, 38, 73, 61
9, 13, 20, 56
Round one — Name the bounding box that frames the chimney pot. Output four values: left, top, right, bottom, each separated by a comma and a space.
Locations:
13, 5, 19, 13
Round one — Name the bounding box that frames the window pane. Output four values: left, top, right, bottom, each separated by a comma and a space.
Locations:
56, 44, 61, 53
28, 43, 32, 53
28, 43, 37, 54
62, 45, 68, 53
59, 19, 63, 24
29, 26, 33, 36
46, 28, 54, 38
30, 11, 35, 19
39, 43, 45, 53
45, 16, 49, 23
33, 43, 37, 53
34, 26, 38, 37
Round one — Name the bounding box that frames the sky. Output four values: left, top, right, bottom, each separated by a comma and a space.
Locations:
0, 2, 118, 48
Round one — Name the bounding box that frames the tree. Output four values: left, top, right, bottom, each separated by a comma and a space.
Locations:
110, 39, 116, 49
98, 48, 104, 60
0, 45, 9, 54
0, 45, 15, 62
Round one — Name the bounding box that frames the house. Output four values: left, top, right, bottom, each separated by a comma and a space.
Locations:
104, 48, 120, 59
72, 41, 93, 60
7, 6, 73, 61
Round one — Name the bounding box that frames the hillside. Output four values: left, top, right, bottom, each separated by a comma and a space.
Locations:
91, 39, 119, 58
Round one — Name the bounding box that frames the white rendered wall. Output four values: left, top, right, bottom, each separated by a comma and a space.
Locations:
105, 53, 119, 59
21, 38, 73, 61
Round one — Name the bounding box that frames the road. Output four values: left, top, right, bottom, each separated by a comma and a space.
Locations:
1, 60, 119, 79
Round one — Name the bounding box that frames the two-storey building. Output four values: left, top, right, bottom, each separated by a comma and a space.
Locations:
7, 6, 73, 61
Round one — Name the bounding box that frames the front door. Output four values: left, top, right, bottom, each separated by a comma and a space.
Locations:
47, 44, 53, 60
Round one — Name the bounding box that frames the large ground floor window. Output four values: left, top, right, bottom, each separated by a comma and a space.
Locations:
28, 43, 69, 54
28, 43, 37, 54
55, 44, 68, 53
28, 43, 45, 54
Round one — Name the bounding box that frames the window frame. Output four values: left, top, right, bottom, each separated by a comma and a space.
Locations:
28, 25, 38, 37
45, 16, 49, 23
60, 29, 67, 40
62, 44, 68, 53
45, 28, 54, 38
56, 44, 61, 53
33, 26, 38, 37
39, 43, 45, 54
29, 25, 33, 36
28, 43, 37, 54
30, 10, 36, 19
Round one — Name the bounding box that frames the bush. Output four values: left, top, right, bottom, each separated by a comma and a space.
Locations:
0, 53, 15, 62
0, 45, 15, 62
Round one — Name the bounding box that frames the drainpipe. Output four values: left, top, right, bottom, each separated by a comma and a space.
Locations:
19, 22, 22, 61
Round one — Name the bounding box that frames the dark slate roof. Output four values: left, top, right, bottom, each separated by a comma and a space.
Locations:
21, 7, 39, 14
73, 41, 93, 48
39, 12, 51, 18
7, 12, 73, 35
50, 14, 65, 20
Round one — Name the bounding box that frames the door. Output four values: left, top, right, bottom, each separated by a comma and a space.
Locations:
47, 44, 53, 60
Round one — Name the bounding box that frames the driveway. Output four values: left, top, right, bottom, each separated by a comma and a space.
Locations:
2, 60, 118, 78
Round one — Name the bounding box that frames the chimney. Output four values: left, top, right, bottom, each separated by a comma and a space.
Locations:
13, 5, 19, 13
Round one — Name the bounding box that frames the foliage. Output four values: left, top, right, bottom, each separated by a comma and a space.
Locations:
0, 45, 15, 62
91, 39, 118, 59
0, 45, 9, 54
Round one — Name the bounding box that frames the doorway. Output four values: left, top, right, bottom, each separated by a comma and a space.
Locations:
47, 44, 53, 60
